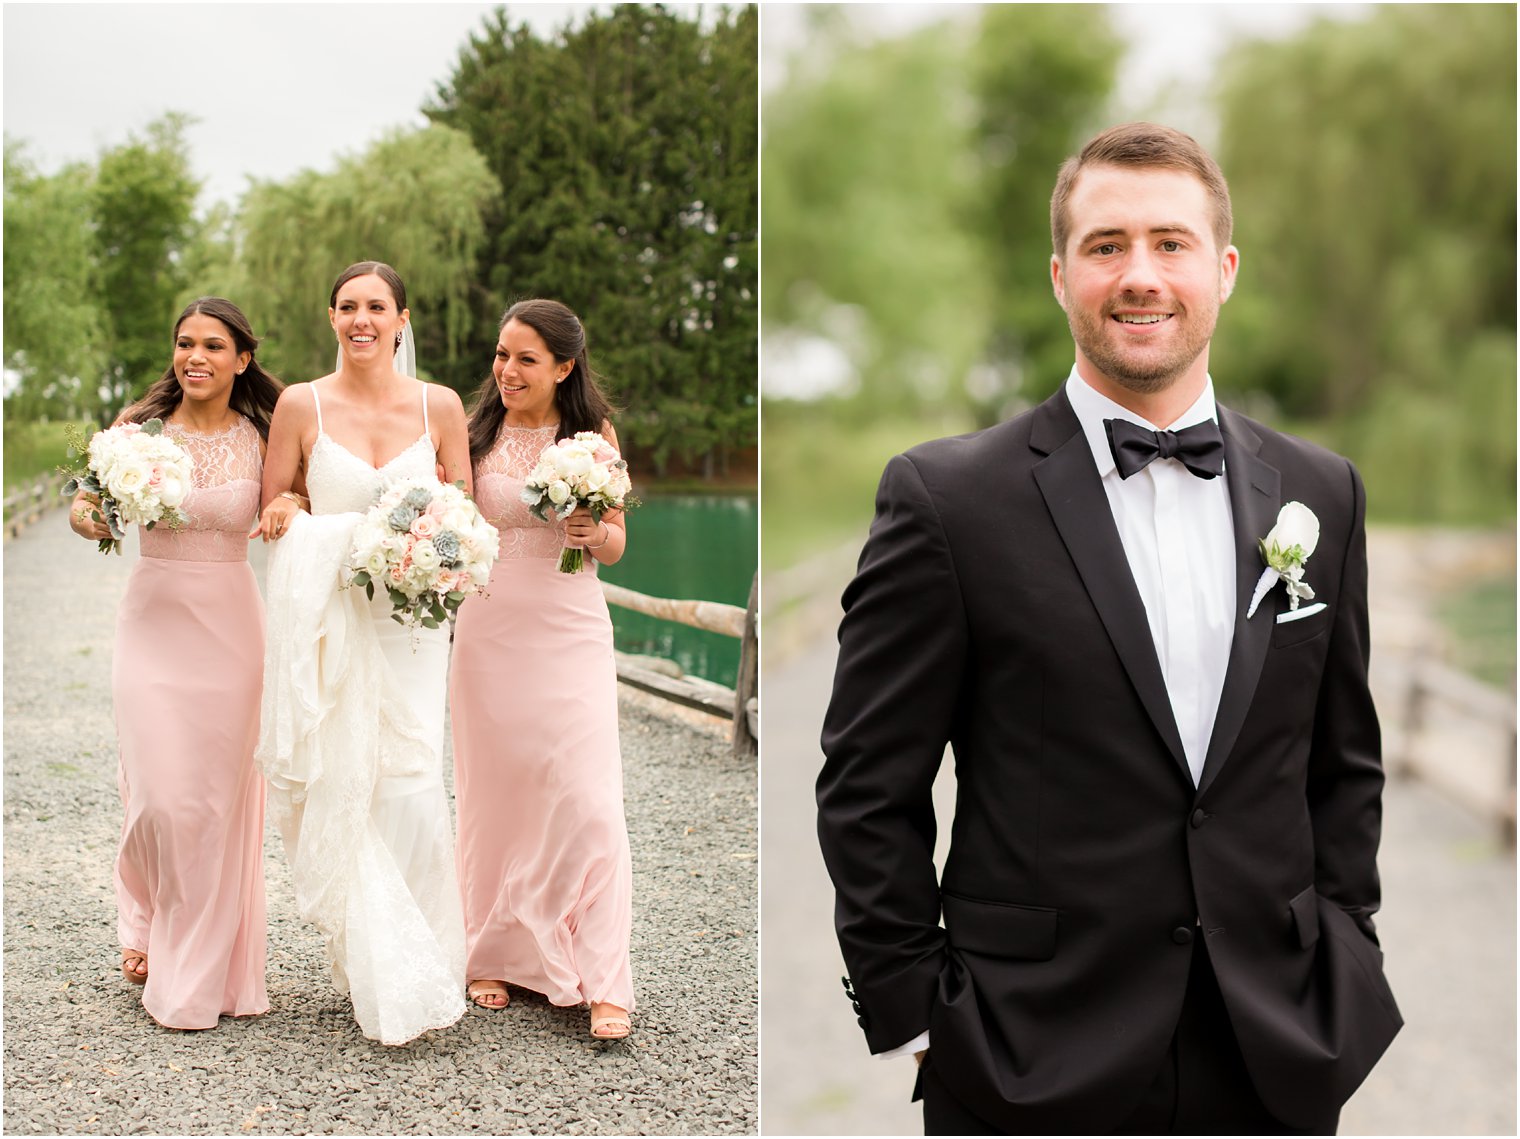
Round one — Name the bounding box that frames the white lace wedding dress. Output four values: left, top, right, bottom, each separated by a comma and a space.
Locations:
256, 382, 466, 1045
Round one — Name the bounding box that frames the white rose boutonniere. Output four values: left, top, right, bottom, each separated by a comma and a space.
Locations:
1246, 501, 1320, 618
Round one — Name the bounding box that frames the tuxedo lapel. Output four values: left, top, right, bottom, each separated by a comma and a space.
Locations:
1196, 406, 1281, 798
1030, 392, 1191, 784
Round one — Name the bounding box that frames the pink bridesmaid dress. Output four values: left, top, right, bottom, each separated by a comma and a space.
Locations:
111, 415, 268, 1029
449, 422, 634, 1012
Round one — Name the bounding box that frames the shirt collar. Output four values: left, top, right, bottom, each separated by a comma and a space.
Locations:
1063, 365, 1220, 479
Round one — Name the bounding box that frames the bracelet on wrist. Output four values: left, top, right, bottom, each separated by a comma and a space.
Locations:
278, 491, 306, 508
586, 523, 610, 551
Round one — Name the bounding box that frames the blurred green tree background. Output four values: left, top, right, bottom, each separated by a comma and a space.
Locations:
763, 4, 1516, 571
4, 5, 757, 486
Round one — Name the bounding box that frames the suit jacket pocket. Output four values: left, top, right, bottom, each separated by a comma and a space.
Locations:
1288, 883, 1320, 949
942, 891, 1058, 960
1272, 604, 1330, 648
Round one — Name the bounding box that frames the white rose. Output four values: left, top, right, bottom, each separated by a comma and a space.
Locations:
365, 550, 389, 577
441, 506, 474, 533
582, 465, 611, 494
110, 459, 151, 500
547, 480, 572, 506
356, 520, 387, 551
411, 540, 441, 573
156, 468, 189, 509
1264, 501, 1319, 562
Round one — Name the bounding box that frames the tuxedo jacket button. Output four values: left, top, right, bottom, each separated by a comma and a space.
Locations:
1190, 808, 1207, 828
857, 1015, 870, 1029
1171, 926, 1193, 944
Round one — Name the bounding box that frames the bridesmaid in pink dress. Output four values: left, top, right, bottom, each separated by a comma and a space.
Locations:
69, 297, 283, 1029
450, 299, 635, 1039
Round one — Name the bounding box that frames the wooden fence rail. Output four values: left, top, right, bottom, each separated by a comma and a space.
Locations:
1390, 655, 1516, 846
4, 474, 69, 539
602, 572, 758, 758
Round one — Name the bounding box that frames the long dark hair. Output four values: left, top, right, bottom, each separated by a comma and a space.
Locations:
466, 299, 618, 464
123, 298, 284, 440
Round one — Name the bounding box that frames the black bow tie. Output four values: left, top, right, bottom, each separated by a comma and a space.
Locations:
1104, 417, 1225, 480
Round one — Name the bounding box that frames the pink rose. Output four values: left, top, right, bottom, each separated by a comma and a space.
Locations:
147, 463, 164, 487
411, 514, 439, 539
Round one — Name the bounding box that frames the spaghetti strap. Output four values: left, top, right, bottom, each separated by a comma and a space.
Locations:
421, 382, 430, 436
310, 383, 325, 434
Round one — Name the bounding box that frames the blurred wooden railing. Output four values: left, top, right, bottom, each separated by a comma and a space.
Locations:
4, 475, 68, 539
1387, 655, 1517, 846
603, 573, 758, 758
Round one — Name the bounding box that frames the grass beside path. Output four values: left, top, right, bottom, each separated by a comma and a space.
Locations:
1439, 571, 1517, 690
4, 419, 89, 494
761, 401, 975, 573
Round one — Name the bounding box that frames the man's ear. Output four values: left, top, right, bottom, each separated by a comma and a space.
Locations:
1051, 254, 1067, 309
1218, 245, 1240, 304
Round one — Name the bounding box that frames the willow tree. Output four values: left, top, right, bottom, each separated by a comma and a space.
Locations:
762, 7, 1117, 427
231, 125, 500, 385
969, 4, 1121, 416
1213, 3, 1516, 522
425, 5, 758, 477
762, 13, 989, 419
3, 141, 108, 421
90, 115, 202, 420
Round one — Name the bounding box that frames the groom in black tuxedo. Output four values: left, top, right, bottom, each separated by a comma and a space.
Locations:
816, 123, 1401, 1134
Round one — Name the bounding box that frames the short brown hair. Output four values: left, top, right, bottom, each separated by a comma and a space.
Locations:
1050, 122, 1233, 259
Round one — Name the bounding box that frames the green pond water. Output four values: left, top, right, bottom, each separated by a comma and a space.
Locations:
598, 493, 757, 688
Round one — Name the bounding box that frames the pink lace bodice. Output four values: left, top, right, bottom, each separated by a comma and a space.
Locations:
474, 424, 583, 564
139, 416, 263, 563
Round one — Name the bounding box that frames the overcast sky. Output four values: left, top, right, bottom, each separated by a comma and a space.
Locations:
2, 3, 667, 211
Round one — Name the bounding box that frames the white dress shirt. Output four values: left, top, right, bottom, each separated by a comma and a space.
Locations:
1063, 366, 1237, 785
878, 367, 1238, 1063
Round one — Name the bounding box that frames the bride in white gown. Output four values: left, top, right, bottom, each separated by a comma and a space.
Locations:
252, 261, 474, 1044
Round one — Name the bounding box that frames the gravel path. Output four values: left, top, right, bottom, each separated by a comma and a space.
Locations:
3, 515, 757, 1136
761, 527, 1515, 1136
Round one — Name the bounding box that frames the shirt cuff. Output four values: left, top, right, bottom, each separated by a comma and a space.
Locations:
875, 1030, 930, 1061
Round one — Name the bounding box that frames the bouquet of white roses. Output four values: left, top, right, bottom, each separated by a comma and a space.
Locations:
348, 477, 500, 628
519, 431, 636, 573
60, 418, 193, 555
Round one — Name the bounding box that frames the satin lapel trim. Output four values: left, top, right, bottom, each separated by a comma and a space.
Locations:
1030, 396, 1191, 785
1197, 408, 1281, 798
